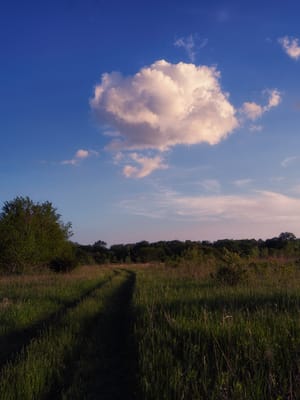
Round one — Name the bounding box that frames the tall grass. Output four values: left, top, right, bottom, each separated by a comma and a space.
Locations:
2, 262, 300, 399
134, 265, 300, 399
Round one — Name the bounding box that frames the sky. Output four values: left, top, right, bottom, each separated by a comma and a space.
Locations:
1, 0, 300, 245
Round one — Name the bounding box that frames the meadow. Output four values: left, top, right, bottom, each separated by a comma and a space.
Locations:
0, 262, 300, 399
134, 263, 300, 400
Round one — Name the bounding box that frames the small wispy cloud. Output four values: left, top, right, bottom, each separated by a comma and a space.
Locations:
62, 149, 99, 166
121, 188, 300, 226
113, 152, 124, 165
241, 89, 281, 121
232, 178, 253, 188
123, 153, 168, 178
199, 179, 221, 193
174, 34, 208, 62
281, 156, 298, 168
279, 36, 300, 60
249, 124, 263, 132
270, 176, 285, 183
241, 102, 264, 120
103, 129, 120, 137
265, 89, 281, 109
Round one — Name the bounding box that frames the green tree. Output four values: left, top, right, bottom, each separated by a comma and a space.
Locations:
93, 240, 107, 248
278, 232, 296, 242
0, 196, 73, 273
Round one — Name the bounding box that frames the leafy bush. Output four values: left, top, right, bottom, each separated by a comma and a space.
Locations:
212, 249, 248, 286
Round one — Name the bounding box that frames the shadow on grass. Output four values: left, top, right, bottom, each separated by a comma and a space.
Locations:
51, 270, 138, 400
0, 272, 119, 370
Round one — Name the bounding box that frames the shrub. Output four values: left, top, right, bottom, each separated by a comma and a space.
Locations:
49, 251, 78, 272
213, 265, 247, 286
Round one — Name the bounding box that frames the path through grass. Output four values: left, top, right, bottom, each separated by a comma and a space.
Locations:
60, 269, 137, 400
0, 268, 137, 400
0, 267, 114, 369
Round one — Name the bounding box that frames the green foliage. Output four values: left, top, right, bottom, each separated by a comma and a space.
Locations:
75, 232, 300, 266
0, 196, 73, 273
213, 249, 248, 286
74, 246, 95, 265
49, 250, 78, 272
213, 265, 247, 286
74, 240, 110, 265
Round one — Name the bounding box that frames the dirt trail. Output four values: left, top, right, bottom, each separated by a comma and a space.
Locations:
54, 269, 137, 400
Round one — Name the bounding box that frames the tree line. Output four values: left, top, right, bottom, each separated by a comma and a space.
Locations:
1, 196, 300, 274
76, 232, 300, 265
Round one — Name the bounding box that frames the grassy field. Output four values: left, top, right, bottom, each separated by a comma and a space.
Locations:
0, 263, 300, 399
134, 263, 300, 400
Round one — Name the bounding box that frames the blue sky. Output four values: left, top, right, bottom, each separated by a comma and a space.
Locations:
1, 0, 300, 244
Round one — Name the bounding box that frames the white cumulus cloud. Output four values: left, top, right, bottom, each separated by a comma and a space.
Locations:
91, 60, 282, 178
279, 36, 300, 60
123, 153, 167, 178
91, 60, 239, 152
